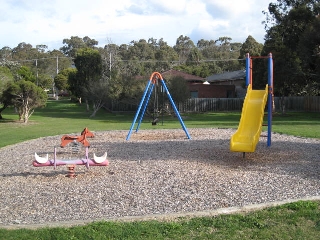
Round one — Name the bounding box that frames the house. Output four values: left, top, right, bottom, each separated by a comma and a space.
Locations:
161, 69, 205, 84
161, 69, 240, 98
206, 70, 246, 98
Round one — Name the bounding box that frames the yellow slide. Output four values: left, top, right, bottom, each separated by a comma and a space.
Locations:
230, 84, 268, 153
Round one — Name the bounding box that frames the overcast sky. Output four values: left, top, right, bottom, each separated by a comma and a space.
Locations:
0, 0, 274, 50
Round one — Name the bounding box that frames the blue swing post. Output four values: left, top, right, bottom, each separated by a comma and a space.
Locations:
159, 78, 191, 139
126, 80, 151, 140
135, 82, 155, 132
126, 72, 191, 140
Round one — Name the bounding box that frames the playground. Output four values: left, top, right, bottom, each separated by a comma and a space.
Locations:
0, 56, 319, 229
0, 128, 319, 228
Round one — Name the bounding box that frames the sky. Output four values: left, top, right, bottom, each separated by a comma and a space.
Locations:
0, 0, 274, 50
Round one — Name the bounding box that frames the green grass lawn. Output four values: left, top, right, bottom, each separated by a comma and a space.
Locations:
0, 98, 319, 239
1, 99, 319, 148
0, 200, 319, 240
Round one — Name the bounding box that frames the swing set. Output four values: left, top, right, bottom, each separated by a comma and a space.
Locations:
126, 72, 191, 140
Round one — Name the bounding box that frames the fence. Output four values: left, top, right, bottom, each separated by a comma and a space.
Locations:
108, 96, 320, 112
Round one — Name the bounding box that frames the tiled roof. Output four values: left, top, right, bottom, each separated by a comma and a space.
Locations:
161, 69, 205, 81
206, 70, 246, 82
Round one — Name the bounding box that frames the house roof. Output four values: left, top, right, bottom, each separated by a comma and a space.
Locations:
161, 69, 205, 81
206, 70, 246, 82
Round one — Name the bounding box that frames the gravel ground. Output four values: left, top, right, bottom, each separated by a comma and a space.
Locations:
0, 128, 319, 229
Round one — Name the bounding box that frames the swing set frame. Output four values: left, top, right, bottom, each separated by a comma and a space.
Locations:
126, 72, 191, 140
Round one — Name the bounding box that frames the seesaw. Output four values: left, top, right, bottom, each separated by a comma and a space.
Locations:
33, 147, 109, 178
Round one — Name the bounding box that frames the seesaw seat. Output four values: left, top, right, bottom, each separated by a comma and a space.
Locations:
93, 152, 108, 163
35, 152, 49, 164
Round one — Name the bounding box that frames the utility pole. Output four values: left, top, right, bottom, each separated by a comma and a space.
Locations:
35, 59, 38, 86
109, 52, 111, 80
53, 56, 59, 98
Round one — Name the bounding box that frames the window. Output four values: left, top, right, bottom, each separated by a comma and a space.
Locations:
190, 91, 198, 98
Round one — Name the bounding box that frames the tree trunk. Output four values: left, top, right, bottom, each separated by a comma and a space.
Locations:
89, 100, 103, 117
18, 107, 24, 121
280, 96, 286, 114
86, 99, 90, 112
0, 104, 8, 119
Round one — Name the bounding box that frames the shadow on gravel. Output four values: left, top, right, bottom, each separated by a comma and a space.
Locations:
92, 138, 320, 181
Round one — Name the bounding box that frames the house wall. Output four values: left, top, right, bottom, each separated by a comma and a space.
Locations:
187, 83, 236, 98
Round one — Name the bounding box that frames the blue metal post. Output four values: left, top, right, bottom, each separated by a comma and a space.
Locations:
245, 53, 250, 87
136, 83, 155, 132
126, 80, 152, 140
160, 79, 191, 139
267, 53, 273, 147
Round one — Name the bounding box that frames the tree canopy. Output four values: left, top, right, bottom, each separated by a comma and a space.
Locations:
260, 0, 320, 95
2, 1, 320, 114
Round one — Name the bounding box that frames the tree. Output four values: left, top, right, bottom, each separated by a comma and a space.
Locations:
239, 35, 264, 58
81, 77, 110, 117
167, 76, 190, 104
37, 74, 53, 90
261, 0, 320, 96
152, 38, 179, 72
17, 66, 36, 82
174, 35, 196, 64
186, 48, 203, 65
6, 80, 47, 123
0, 65, 14, 119
0, 46, 13, 60
12, 42, 34, 60
54, 68, 75, 92
297, 16, 320, 95
60, 36, 98, 58
71, 48, 102, 103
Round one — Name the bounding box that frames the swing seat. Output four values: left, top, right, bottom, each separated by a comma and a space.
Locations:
35, 152, 49, 164
152, 118, 158, 125
93, 152, 108, 163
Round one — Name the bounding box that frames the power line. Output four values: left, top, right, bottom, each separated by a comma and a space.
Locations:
8, 56, 244, 64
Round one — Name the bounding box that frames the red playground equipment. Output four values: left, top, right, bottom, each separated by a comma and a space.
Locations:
60, 127, 94, 147
33, 128, 109, 178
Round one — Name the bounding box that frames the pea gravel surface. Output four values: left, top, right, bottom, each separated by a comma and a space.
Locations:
0, 128, 319, 229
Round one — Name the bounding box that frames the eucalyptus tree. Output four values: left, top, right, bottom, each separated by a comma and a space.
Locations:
11, 42, 35, 61
60, 36, 98, 58
174, 35, 196, 64
44, 49, 72, 76
197, 39, 217, 58
127, 39, 156, 75
152, 38, 179, 72
99, 42, 149, 109
0, 46, 13, 60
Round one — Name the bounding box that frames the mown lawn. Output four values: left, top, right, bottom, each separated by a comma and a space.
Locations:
0, 200, 319, 240
0, 98, 319, 239
0, 98, 319, 148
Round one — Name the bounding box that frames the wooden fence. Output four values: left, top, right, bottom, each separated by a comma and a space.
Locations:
108, 96, 320, 112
